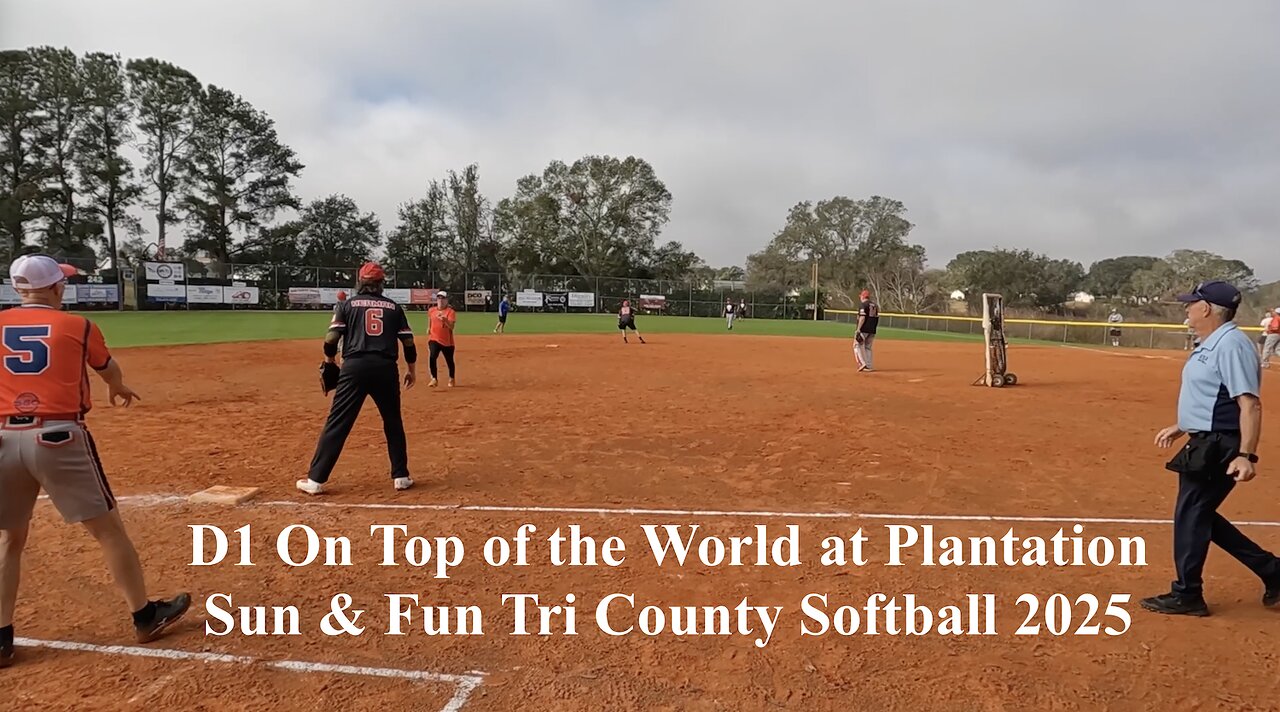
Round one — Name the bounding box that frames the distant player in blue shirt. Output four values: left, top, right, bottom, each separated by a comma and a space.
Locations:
494, 294, 510, 334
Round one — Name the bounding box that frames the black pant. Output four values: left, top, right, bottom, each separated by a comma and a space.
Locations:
307, 356, 408, 483
1169, 433, 1280, 597
428, 341, 455, 379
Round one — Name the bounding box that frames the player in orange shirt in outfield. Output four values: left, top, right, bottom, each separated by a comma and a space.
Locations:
426, 291, 458, 387
0, 255, 190, 668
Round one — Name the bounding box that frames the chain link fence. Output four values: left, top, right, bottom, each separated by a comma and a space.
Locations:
100, 261, 810, 317
824, 309, 1224, 351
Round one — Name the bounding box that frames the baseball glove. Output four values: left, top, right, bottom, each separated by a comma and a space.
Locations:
320, 361, 340, 395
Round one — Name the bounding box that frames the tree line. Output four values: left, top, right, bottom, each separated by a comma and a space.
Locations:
2, 47, 1263, 312
1, 49, 303, 271
745, 196, 1262, 314
0, 47, 727, 286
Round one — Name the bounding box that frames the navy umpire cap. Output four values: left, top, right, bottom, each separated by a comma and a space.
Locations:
1176, 281, 1242, 309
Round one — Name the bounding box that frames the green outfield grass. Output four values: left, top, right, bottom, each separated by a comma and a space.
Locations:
72, 310, 997, 348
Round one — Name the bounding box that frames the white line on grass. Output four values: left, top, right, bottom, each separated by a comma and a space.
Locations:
14, 637, 484, 712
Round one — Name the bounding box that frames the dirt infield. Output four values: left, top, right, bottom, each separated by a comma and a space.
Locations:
4, 334, 1279, 710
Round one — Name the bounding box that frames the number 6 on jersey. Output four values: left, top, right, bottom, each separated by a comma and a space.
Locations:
365, 308, 384, 336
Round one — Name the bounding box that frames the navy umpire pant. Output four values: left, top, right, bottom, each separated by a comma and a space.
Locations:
307, 355, 409, 483
1169, 432, 1280, 598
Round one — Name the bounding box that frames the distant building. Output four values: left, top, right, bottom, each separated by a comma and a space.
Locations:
950, 290, 965, 301
1071, 291, 1096, 304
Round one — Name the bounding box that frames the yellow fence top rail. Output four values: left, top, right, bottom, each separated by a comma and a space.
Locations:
824, 309, 1265, 333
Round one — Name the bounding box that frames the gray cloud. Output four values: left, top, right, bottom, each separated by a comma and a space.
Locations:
5, 0, 1278, 279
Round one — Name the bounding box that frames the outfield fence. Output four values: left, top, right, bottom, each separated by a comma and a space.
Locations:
15, 260, 814, 317
824, 310, 1266, 351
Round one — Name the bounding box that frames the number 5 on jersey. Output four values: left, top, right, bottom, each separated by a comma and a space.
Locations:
365, 308, 384, 336
3, 325, 52, 375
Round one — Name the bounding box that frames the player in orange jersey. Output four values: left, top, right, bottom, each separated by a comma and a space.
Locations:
0, 255, 190, 668
426, 291, 458, 387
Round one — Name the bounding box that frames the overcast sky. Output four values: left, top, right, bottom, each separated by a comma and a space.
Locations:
4, 0, 1278, 278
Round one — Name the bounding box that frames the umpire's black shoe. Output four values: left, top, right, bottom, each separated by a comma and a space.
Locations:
1264, 579, 1280, 608
134, 593, 192, 643
1140, 592, 1210, 617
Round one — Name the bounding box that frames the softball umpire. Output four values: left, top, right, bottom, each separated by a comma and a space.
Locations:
1144, 281, 1280, 615
298, 262, 418, 495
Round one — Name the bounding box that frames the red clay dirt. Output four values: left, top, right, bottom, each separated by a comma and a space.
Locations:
2, 333, 1278, 711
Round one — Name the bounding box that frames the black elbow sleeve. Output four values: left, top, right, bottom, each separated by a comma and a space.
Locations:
323, 341, 338, 358
403, 343, 418, 364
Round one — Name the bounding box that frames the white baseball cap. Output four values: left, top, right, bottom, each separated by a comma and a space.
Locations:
436, 291, 448, 298
9, 255, 76, 290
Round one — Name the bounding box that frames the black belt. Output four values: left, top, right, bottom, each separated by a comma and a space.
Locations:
2, 414, 84, 429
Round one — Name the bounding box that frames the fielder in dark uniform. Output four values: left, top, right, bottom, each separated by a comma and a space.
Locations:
297, 262, 417, 495
854, 289, 879, 372
618, 300, 646, 344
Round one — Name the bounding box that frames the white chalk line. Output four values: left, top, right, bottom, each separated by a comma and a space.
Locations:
1058, 343, 1177, 361
37, 493, 189, 507
14, 637, 484, 712
105, 493, 1280, 528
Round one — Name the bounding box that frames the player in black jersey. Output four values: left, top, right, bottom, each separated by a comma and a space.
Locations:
854, 289, 880, 373
297, 262, 418, 495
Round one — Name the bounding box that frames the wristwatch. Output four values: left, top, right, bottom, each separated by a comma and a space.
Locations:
1240, 452, 1259, 463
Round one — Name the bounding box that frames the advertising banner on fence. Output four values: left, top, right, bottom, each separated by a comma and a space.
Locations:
640, 294, 667, 310
516, 291, 543, 308
187, 285, 223, 303
77, 285, 120, 303
147, 284, 186, 302
465, 290, 491, 306
544, 292, 568, 309
568, 292, 595, 308
224, 286, 260, 305
288, 287, 322, 305
384, 288, 412, 304
409, 288, 438, 305
288, 287, 350, 305
144, 261, 185, 282
1, 283, 118, 305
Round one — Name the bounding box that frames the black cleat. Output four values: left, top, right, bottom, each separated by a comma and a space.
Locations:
1140, 592, 1210, 617
0, 640, 13, 669
1264, 580, 1280, 608
135, 593, 192, 643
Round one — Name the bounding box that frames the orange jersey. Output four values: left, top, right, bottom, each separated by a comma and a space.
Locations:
427, 307, 457, 346
0, 305, 111, 417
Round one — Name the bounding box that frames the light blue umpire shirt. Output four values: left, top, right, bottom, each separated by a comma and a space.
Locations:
1178, 321, 1262, 433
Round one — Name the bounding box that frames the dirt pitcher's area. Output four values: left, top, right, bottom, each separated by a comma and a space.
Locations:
4, 334, 1278, 711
